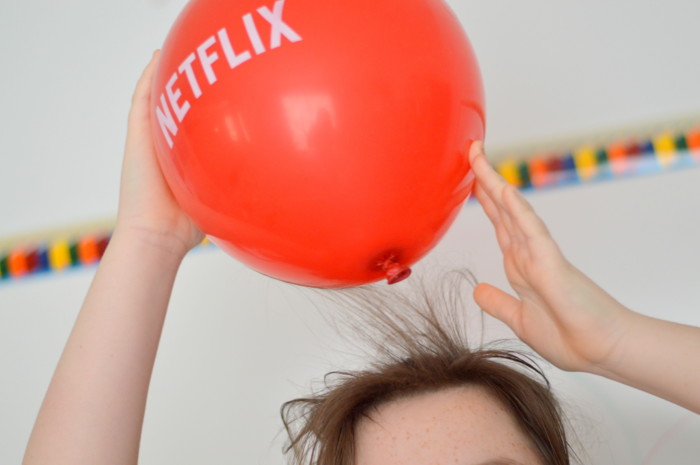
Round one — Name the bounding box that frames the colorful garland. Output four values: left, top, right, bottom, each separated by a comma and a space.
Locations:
0, 235, 112, 281
495, 128, 700, 188
1, 126, 698, 283
0, 234, 213, 282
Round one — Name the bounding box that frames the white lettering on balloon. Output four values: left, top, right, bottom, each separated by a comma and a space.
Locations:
155, 0, 302, 148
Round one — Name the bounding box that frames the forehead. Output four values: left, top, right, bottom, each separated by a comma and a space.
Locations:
354, 386, 542, 465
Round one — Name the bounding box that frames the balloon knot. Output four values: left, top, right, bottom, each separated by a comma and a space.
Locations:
381, 260, 412, 285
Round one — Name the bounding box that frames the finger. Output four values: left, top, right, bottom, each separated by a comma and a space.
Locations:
502, 184, 550, 241
468, 143, 511, 210
468, 140, 484, 166
474, 182, 500, 229
468, 143, 520, 241
474, 179, 520, 244
132, 50, 160, 105
473, 283, 523, 335
122, 52, 164, 185
127, 51, 161, 137
498, 197, 518, 241
474, 183, 511, 250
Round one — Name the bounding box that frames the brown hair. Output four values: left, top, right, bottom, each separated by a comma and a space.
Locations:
282, 270, 574, 465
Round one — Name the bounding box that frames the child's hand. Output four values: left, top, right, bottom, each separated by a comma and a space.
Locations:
468, 141, 633, 373
116, 51, 204, 256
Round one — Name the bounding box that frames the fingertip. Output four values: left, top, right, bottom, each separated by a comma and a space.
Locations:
146, 49, 161, 72
469, 145, 508, 192
151, 49, 161, 65
473, 281, 489, 302
129, 51, 162, 122
473, 282, 498, 311
134, 50, 161, 93
474, 283, 521, 326
468, 140, 485, 165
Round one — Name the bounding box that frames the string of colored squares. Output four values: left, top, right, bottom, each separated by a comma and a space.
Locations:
0, 234, 111, 281
0, 235, 214, 282
495, 127, 700, 188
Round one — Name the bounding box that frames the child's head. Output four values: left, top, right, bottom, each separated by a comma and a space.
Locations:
282, 272, 573, 465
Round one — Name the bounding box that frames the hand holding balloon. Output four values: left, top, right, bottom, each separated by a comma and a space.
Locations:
118, 51, 204, 257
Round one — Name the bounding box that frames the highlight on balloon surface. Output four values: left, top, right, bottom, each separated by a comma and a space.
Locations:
150, 0, 485, 288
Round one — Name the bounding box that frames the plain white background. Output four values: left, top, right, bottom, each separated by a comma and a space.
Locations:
1, 1, 699, 463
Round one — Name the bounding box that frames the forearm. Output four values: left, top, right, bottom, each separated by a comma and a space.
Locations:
23, 228, 186, 465
590, 310, 700, 414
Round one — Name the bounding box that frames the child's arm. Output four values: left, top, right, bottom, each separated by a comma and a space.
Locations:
468, 141, 700, 414
23, 52, 203, 465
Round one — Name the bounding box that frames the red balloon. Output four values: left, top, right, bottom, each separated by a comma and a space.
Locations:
151, 0, 485, 288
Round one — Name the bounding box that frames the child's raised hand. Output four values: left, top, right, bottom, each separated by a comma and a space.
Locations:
117, 51, 204, 256
468, 142, 632, 373
23, 53, 207, 465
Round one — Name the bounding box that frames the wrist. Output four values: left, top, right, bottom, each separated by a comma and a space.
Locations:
110, 223, 193, 264
583, 305, 641, 378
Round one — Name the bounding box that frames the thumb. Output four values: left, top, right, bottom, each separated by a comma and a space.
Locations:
474, 283, 522, 332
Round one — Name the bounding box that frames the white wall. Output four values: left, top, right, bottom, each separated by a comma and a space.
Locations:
2, 0, 699, 238
2, 1, 700, 463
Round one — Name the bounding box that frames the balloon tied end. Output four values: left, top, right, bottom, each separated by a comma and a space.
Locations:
381, 260, 412, 285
